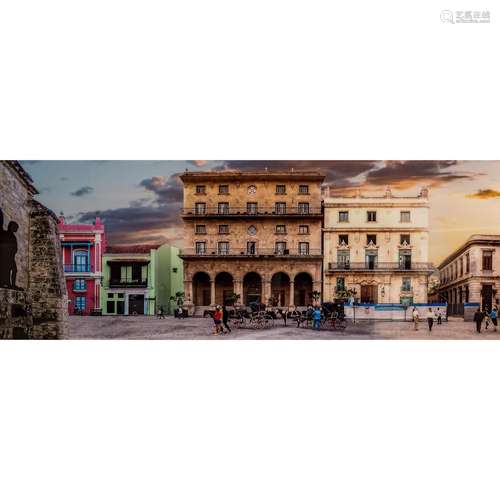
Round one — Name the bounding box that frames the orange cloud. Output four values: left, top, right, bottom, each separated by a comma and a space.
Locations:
466, 189, 500, 199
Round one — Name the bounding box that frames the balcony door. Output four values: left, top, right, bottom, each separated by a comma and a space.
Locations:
399, 250, 412, 270
365, 251, 378, 270
73, 251, 89, 272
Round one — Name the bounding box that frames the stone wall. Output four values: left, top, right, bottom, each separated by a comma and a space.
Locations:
0, 161, 68, 339
29, 200, 69, 338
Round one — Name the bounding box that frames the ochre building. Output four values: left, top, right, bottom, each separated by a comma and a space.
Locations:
179, 170, 325, 314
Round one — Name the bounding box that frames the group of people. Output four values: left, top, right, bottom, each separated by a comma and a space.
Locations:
473, 306, 498, 334
212, 305, 232, 335
411, 307, 445, 332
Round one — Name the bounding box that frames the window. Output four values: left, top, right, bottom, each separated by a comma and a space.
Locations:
117, 293, 124, 299
107, 293, 114, 299
367, 234, 377, 245
218, 202, 229, 214
275, 224, 286, 234
402, 277, 412, 292
400, 234, 410, 245
195, 224, 206, 234
365, 250, 378, 270
299, 225, 309, 234
459, 257, 463, 276
106, 301, 115, 314
218, 241, 229, 255
247, 225, 257, 235
73, 250, 89, 272
337, 250, 350, 269
195, 202, 206, 215
339, 211, 349, 222
400, 211, 411, 223
299, 185, 309, 194
298, 242, 310, 255
336, 277, 345, 291
276, 184, 286, 194
219, 184, 229, 194
247, 202, 258, 214
218, 224, 229, 234
172, 268, 178, 273
275, 241, 287, 255
73, 279, 86, 291
247, 241, 256, 255
75, 296, 86, 311
195, 185, 206, 194
367, 211, 377, 222
399, 250, 412, 270
275, 202, 286, 214
483, 250, 493, 271
466, 253, 470, 273
339, 234, 349, 245
195, 241, 206, 255
298, 202, 309, 214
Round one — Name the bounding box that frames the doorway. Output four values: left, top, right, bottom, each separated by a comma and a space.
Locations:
129, 294, 145, 315
361, 285, 377, 304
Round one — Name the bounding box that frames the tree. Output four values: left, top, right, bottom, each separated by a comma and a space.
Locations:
169, 291, 185, 308
226, 292, 241, 306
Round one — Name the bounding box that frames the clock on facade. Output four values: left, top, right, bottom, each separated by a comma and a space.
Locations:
247, 185, 257, 195
248, 225, 257, 235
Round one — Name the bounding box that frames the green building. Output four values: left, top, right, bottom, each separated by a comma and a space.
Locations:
101, 243, 183, 316
155, 244, 184, 315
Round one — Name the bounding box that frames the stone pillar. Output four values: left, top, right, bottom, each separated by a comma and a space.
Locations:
263, 280, 271, 306
124, 292, 129, 315
183, 280, 193, 304
469, 281, 482, 304
289, 280, 295, 306
313, 281, 322, 304
210, 280, 216, 306
234, 280, 243, 304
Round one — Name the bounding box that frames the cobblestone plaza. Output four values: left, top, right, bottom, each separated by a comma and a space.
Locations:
66, 315, 495, 340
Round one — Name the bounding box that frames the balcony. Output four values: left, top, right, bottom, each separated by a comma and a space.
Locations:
109, 279, 148, 288
64, 264, 94, 273
180, 247, 322, 258
400, 287, 413, 294
181, 206, 322, 218
327, 262, 433, 272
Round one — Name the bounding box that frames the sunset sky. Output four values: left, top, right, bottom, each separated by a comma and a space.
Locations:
21, 160, 500, 265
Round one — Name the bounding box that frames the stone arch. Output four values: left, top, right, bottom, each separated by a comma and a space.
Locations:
193, 271, 211, 306
243, 272, 262, 306
294, 271, 313, 306
270, 271, 291, 307
215, 271, 234, 306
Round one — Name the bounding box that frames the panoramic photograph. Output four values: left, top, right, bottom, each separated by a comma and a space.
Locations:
2, 159, 500, 340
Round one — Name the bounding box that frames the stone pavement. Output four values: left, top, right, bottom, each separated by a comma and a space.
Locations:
65, 315, 499, 340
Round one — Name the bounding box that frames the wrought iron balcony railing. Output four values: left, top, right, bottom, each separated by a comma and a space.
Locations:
327, 262, 433, 271
64, 264, 94, 273
181, 206, 322, 217
180, 247, 322, 257
109, 279, 148, 288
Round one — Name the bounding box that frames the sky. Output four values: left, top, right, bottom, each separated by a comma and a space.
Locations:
21, 160, 500, 265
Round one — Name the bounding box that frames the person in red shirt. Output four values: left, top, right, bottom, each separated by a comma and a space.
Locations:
213, 306, 223, 335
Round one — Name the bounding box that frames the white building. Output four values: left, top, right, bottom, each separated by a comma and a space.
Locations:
437, 234, 500, 314
322, 186, 433, 305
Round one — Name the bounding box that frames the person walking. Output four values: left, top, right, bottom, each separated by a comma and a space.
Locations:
312, 306, 322, 331
436, 307, 442, 325
222, 305, 231, 334
426, 308, 434, 333
412, 307, 419, 331
212, 306, 223, 335
473, 308, 484, 334
484, 308, 491, 330
491, 306, 498, 332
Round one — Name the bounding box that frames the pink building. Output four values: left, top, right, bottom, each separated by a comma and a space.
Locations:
58, 215, 106, 315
